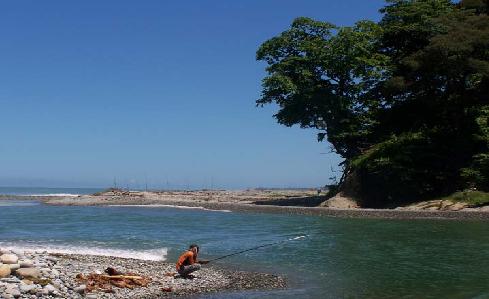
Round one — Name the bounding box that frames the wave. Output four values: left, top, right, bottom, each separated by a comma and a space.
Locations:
0, 243, 168, 261
108, 204, 232, 213
28, 193, 80, 197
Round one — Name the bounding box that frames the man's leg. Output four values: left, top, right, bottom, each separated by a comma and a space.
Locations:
178, 264, 201, 276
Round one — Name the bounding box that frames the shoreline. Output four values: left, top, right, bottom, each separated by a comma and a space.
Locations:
2, 188, 489, 220
0, 249, 285, 299
56, 198, 489, 221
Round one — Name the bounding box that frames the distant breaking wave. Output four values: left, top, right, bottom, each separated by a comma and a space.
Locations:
28, 193, 80, 197
0, 243, 168, 261
109, 204, 232, 213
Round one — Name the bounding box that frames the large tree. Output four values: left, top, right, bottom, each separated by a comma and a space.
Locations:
257, 0, 489, 207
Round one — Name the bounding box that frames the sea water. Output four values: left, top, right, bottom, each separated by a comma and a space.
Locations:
1, 200, 489, 298
0, 186, 103, 197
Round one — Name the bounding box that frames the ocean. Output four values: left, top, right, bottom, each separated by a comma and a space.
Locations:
1, 194, 489, 298
0, 186, 103, 197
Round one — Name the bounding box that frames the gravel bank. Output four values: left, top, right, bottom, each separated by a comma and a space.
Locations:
41, 195, 489, 221
0, 249, 285, 299
3, 189, 489, 220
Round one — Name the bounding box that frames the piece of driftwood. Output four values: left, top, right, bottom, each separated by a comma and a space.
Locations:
76, 269, 152, 293
100, 275, 145, 280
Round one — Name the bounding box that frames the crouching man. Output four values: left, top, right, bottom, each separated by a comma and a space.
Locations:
176, 244, 209, 277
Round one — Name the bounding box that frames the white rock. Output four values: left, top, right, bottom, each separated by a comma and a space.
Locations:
8, 264, 20, 271
5, 287, 21, 298
19, 260, 34, 268
51, 279, 62, 289
74, 284, 86, 294
0, 254, 19, 265
11, 250, 24, 257
0, 277, 20, 283
20, 284, 37, 293
43, 284, 56, 294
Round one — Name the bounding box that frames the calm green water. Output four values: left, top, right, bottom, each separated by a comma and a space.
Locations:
1, 200, 489, 298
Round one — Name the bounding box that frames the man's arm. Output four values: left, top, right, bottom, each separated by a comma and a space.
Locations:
193, 252, 209, 264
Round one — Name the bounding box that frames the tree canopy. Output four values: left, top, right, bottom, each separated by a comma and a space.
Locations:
256, 0, 489, 207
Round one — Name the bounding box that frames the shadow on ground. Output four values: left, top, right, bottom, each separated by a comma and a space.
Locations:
253, 196, 325, 207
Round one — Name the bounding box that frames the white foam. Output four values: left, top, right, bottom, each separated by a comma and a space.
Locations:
109, 204, 232, 213
28, 193, 80, 197
0, 243, 167, 261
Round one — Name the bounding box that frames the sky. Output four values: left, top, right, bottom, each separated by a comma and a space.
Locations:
0, 0, 385, 189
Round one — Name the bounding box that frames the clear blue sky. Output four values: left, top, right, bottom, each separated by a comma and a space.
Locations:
0, 0, 384, 189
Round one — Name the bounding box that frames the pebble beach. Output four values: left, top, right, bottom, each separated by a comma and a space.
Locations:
0, 249, 285, 299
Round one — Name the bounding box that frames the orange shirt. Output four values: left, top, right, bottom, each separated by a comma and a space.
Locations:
176, 250, 196, 270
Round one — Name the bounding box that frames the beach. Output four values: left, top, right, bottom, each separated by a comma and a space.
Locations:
0, 248, 285, 299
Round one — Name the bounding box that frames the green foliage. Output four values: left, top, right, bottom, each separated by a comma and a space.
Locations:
442, 190, 489, 206
257, 1, 489, 207
256, 17, 389, 159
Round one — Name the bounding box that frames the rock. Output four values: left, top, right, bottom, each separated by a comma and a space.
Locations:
74, 284, 86, 294
9, 264, 20, 271
1, 277, 20, 283
86, 294, 98, 299
0, 254, 19, 264
15, 268, 41, 279
449, 202, 468, 211
46, 257, 57, 263
11, 250, 24, 257
19, 260, 34, 268
21, 279, 33, 285
320, 192, 359, 209
20, 284, 37, 294
5, 287, 21, 298
51, 279, 62, 289
43, 284, 56, 294
0, 264, 11, 278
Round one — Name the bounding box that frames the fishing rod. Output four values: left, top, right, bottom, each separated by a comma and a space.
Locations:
206, 235, 307, 263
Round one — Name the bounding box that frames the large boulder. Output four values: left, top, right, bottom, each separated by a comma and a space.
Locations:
0, 264, 11, 278
15, 268, 41, 279
0, 254, 19, 264
320, 192, 359, 209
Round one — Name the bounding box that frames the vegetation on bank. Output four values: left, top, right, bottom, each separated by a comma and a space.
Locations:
256, 0, 489, 207
442, 190, 489, 207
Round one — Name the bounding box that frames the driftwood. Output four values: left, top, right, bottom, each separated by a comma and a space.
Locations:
76, 268, 152, 293
100, 275, 145, 280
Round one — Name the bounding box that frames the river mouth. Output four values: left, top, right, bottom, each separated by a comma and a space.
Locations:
1, 200, 489, 298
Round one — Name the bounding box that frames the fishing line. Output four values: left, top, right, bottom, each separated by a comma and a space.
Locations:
207, 235, 307, 263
